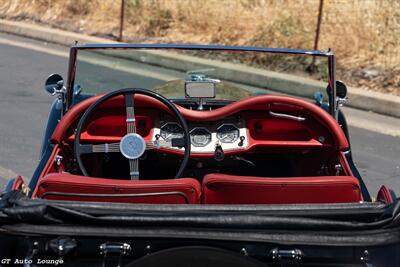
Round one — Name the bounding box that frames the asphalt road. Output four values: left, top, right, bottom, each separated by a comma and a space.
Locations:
0, 33, 399, 197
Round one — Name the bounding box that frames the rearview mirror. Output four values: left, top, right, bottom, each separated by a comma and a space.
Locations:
185, 81, 216, 99
45, 74, 64, 95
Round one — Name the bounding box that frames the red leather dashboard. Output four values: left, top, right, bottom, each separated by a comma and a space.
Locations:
51, 94, 349, 152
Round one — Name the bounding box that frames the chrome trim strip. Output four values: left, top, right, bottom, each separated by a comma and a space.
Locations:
269, 111, 306, 121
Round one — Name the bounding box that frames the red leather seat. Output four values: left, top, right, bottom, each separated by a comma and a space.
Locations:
202, 174, 362, 204
35, 173, 201, 204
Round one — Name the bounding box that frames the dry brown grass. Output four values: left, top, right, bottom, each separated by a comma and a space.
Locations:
1, 0, 399, 94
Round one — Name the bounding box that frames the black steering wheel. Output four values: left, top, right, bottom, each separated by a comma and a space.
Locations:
74, 88, 191, 179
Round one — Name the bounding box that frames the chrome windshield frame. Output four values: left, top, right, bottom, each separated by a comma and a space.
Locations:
65, 44, 336, 118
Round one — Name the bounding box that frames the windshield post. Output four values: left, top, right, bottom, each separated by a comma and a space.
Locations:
66, 46, 78, 111
328, 53, 337, 119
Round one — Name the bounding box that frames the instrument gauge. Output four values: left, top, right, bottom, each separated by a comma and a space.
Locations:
217, 124, 240, 143
160, 123, 184, 141
190, 128, 212, 147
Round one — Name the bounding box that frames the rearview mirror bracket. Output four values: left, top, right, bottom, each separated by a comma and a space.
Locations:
335, 81, 348, 112
45, 73, 66, 115
326, 80, 348, 116
184, 70, 219, 110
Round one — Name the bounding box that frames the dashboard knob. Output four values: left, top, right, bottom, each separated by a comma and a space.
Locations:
214, 145, 225, 161
238, 136, 246, 147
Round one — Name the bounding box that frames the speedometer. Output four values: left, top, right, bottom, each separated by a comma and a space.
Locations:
160, 122, 184, 141
217, 124, 239, 143
190, 128, 212, 147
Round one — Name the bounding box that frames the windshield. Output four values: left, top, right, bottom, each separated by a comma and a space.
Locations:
72, 47, 330, 105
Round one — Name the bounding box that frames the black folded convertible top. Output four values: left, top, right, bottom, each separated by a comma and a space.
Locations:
1, 192, 399, 246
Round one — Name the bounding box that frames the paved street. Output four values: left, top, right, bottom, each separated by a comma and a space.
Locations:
0, 33, 399, 197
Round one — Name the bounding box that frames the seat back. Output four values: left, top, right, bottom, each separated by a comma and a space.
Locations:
35, 173, 201, 204
202, 174, 362, 204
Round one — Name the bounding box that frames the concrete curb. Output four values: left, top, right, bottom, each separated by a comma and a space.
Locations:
346, 87, 400, 118
1, 19, 399, 118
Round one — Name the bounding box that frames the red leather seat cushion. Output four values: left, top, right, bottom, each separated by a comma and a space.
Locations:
35, 173, 201, 204
202, 174, 362, 204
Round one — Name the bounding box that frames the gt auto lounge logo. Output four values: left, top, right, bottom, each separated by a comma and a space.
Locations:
1, 258, 64, 265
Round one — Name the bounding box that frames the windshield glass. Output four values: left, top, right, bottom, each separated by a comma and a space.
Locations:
72, 48, 329, 104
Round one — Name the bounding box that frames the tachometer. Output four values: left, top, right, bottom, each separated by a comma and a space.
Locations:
160, 122, 184, 141
217, 124, 239, 143
190, 128, 212, 147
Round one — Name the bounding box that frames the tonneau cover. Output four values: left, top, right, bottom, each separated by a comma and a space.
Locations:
1, 192, 399, 246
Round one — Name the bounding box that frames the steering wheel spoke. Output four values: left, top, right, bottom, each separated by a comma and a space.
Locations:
146, 140, 163, 150
79, 143, 120, 154
145, 138, 185, 150
125, 93, 136, 134
129, 159, 140, 180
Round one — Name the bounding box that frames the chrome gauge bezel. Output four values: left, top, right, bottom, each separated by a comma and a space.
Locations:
216, 124, 240, 143
189, 127, 212, 147
160, 122, 184, 141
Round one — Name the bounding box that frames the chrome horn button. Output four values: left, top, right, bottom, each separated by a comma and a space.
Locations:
120, 133, 146, 159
